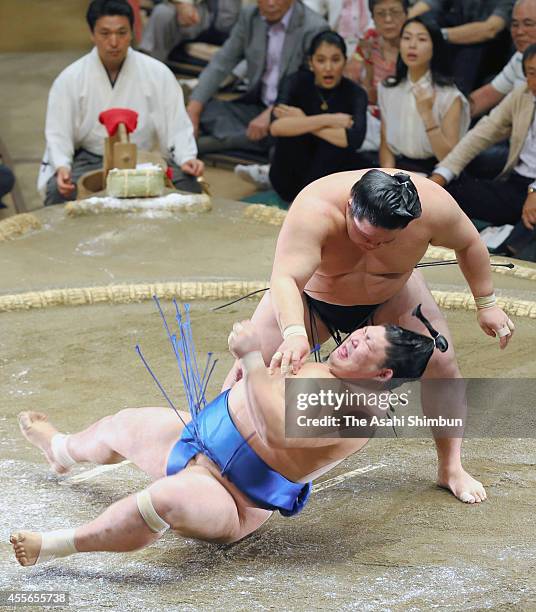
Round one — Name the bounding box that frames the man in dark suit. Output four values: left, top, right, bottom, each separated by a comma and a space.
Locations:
186, 0, 328, 155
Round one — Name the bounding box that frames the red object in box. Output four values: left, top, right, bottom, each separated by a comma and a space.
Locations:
99, 108, 139, 136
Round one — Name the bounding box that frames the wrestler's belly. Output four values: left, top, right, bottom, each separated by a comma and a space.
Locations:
305, 270, 412, 305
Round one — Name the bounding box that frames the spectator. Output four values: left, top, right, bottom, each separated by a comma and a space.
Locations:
430, 44, 536, 235
408, 0, 515, 94
39, 0, 203, 206
303, 0, 372, 56
347, 0, 408, 103
139, 0, 242, 62
462, 0, 536, 180
346, 0, 408, 153
0, 164, 15, 209
186, 0, 328, 157
470, 0, 536, 117
266, 31, 368, 203
378, 16, 470, 174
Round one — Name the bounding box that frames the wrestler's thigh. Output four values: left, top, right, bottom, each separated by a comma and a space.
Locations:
150, 466, 272, 543
372, 270, 460, 376
108, 407, 190, 479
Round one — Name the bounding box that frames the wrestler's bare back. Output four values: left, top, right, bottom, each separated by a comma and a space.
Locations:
277, 169, 460, 305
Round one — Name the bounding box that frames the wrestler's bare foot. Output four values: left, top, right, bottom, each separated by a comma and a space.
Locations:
18, 411, 67, 474
438, 467, 487, 504
9, 532, 42, 567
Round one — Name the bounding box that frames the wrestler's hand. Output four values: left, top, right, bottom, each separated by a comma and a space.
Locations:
227, 320, 262, 359
181, 158, 204, 177
270, 335, 310, 376
477, 306, 515, 349
56, 167, 75, 198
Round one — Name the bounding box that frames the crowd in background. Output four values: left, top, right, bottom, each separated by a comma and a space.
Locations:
5, 0, 536, 261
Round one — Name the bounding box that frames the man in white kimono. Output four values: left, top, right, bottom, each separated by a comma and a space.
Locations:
39, 0, 204, 206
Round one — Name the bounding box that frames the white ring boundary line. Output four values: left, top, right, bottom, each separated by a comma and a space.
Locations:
60, 460, 386, 488
312, 463, 387, 492
59, 460, 132, 484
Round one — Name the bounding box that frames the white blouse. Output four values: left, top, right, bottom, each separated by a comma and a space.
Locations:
378, 71, 470, 159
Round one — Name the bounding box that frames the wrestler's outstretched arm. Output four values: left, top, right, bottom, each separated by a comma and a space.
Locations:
228, 320, 335, 449
268, 200, 330, 374
228, 320, 288, 447
430, 189, 515, 349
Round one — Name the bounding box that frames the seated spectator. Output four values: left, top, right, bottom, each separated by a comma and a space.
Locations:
378, 16, 470, 174
408, 0, 515, 94
0, 164, 15, 209
430, 44, 536, 238
39, 0, 203, 206
348, 0, 408, 103
470, 0, 536, 117
347, 0, 408, 152
463, 0, 536, 180
267, 31, 368, 203
186, 0, 328, 157
139, 0, 241, 63
303, 0, 372, 57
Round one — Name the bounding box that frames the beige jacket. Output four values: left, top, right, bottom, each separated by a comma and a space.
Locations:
439, 84, 535, 179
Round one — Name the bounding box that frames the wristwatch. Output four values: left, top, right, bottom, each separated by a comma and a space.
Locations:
440, 28, 449, 42
528, 182, 536, 194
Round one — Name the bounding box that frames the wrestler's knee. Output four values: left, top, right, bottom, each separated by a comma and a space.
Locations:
144, 477, 201, 533
425, 345, 461, 378
146, 475, 241, 542
99, 409, 134, 440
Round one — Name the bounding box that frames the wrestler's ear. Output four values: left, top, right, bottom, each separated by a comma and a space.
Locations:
375, 368, 393, 383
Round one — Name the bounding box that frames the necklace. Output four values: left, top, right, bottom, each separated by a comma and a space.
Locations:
316, 88, 333, 111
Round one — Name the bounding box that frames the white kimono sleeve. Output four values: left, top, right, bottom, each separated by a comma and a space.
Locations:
160, 75, 198, 168
38, 74, 77, 193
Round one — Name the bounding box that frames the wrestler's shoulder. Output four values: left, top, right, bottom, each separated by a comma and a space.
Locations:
294, 363, 334, 379
285, 197, 342, 236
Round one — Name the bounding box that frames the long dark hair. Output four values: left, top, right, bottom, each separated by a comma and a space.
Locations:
308, 30, 347, 60
383, 15, 453, 88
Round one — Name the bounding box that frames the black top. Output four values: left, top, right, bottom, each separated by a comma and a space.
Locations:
273, 70, 368, 150
424, 0, 514, 25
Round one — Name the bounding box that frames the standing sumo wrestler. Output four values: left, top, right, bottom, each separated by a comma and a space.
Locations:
224, 168, 515, 504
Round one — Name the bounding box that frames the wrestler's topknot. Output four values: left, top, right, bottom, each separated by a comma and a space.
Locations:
350, 169, 422, 230
382, 324, 434, 385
